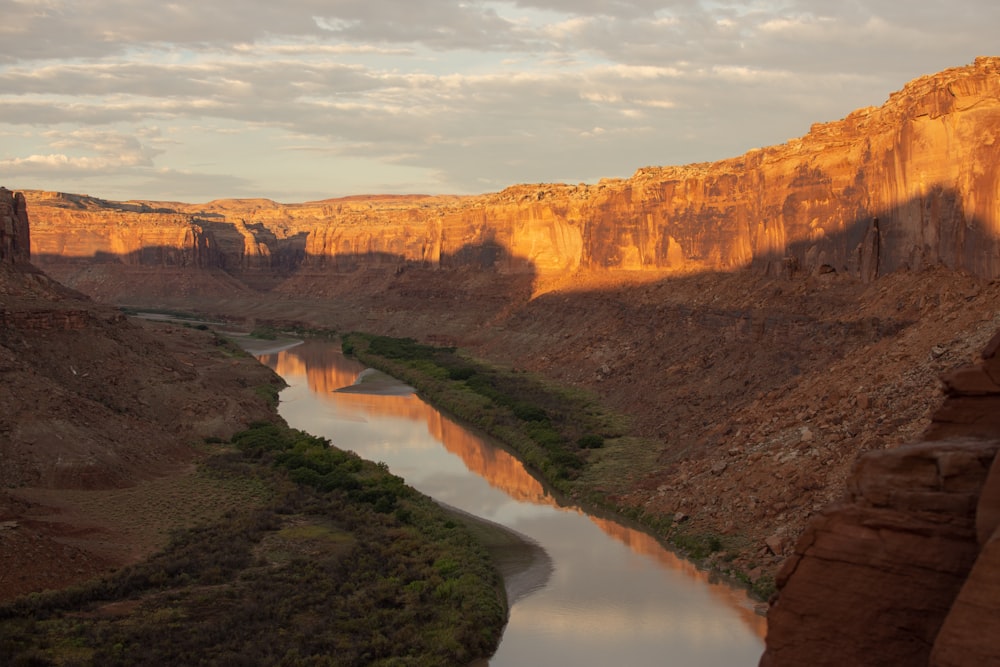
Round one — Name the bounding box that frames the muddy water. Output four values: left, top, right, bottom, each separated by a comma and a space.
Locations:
256, 339, 765, 666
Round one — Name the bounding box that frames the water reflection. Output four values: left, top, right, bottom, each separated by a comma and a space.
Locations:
258, 339, 765, 666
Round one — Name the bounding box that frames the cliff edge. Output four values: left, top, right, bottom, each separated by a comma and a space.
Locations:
22, 57, 1000, 299
760, 330, 1000, 666
0, 187, 30, 265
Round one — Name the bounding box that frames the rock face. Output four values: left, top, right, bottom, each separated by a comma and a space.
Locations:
760, 330, 1000, 667
23, 57, 1000, 297
0, 187, 30, 264
0, 188, 284, 490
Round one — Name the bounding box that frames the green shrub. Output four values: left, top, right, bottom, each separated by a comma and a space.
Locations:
512, 403, 547, 422
447, 366, 476, 381
0, 420, 507, 665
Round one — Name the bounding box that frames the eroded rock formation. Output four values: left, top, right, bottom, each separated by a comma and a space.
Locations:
0, 187, 30, 265
760, 330, 1000, 666
22, 57, 1000, 298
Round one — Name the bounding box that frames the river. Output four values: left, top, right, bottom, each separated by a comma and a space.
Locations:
255, 338, 765, 666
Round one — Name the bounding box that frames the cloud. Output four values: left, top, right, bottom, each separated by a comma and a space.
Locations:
1, 128, 163, 175
1, 0, 997, 201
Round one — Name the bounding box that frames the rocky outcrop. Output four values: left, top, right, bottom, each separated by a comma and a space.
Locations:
0, 187, 30, 265
22, 57, 1000, 298
760, 330, 1000, 666
926, 330, 1000, 440
929, 453, 1000, 667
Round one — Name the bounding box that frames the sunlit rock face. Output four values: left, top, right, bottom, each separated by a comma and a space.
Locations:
22, 58, 1000, 294
24, 192, 219, 267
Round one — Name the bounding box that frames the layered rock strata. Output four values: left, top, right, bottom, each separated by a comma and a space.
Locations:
23, 57, 1000, 297
0, 186, 30, 264
760, 330, 1000, 666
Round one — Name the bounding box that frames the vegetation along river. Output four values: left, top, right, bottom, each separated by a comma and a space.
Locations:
256, 338, 765, 665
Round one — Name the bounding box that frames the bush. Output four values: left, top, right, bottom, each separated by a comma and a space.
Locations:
0, 420, 507, 666
512, 403, 547, 422
447, 366, 476, 381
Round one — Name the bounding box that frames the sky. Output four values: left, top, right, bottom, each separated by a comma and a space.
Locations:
0, 1, 996, 203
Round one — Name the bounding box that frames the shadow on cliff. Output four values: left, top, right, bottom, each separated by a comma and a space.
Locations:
749, 187, 999, 282
28, 190, 997, 349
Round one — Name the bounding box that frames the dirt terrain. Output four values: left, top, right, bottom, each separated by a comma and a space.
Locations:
0, 249, 283, 602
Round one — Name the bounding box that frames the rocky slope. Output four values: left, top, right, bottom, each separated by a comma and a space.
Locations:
761, 331, 1000, 666
0, 188, 284, 600
10, 58, 1000, 606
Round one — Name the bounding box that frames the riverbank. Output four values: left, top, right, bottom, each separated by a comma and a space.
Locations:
340, 331, 772, 599
231, 330, 556, 605
259, 335, 765, 664
0, 320, 509, 666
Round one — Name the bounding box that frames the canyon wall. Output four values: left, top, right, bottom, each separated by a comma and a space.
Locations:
0, 187, 30, 265
23, 57, 1000, 294
0, 187, 284, 490
760, 330, 1000, 666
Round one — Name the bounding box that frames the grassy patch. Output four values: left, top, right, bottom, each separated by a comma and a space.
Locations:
0, 422, 507, 666
341, 333, 629, 494
253, 383, 281, 407
249, 326, 279, 340
575, 435, 660, 496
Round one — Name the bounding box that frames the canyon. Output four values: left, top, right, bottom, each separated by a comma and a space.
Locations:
25, 57, 1000, 297
0, 187, 284, 600
4, 56, 1000, 664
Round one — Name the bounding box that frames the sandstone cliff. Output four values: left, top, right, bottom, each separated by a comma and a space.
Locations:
0, 187, 30, 265
24, 57, 1000, 294
760, 331, 1000, 666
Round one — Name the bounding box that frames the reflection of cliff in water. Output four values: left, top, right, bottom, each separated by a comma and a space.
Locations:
590, 517, 767, 639
260, 339, 765, 640
258, 340, 361, 395
261, 340, 556, 507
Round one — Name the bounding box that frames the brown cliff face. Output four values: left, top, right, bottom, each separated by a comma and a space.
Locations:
0, 187, 30, 265
760, 330, 1000, 667
23, 57, 1000, 298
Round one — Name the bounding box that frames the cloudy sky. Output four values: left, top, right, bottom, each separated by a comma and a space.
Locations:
0, 1, 995, 202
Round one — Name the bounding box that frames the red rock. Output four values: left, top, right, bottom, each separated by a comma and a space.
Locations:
0, 187, 30, 264
761, 325, 1000, 667
761, 441, 995, 667
930, 529, 1000, 666
21, 57, 1000, 304
941, 367, 1000, 395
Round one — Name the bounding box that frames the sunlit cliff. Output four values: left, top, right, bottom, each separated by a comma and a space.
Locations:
22, 57, 1000, 295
